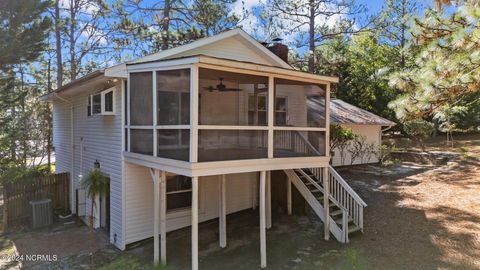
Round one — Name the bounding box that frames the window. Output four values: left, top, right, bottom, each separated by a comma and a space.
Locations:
87, 88, 115, 116
92, 94, 101, 114
166, 175, 192, 211
87, 96, 92, 116
275, 97, 287, 125
248, 95, 287, 125
103, 90, 114, 113
274, 78, 326, 127
248, 95, 267, 125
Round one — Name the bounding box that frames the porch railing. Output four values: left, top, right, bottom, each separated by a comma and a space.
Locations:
274, 130, 321, 156
309, 166, 367, 232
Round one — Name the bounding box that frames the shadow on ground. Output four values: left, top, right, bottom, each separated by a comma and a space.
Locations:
2, 154, 479, 270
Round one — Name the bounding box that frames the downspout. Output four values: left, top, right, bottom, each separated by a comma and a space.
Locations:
54, 93, 75, 214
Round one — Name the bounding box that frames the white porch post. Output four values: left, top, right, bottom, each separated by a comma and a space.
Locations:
323, 167, 330, 240
149, 169, 160, 265
219, 175, 227, 248
266, 171, 272, 229
287, 177, 292, 215
160, 171, 167, 265
259, 171, 267, 268
191, 176, 199, 270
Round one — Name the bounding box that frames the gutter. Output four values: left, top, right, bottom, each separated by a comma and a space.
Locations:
53, 93, 75, 214
382, 125, 393, 132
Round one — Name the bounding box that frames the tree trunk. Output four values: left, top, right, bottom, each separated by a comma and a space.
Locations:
69, 0, 77, 81
161, 0, 171, 50
308, 0, 316, 73
55, 0, 63, 88
400, 0, 406, 69
47, 57, 52, 172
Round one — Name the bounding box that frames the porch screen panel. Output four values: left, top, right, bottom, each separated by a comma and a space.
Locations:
198, 130, 268, 162
198, 68, 269, 126
157, 129, 190, 161
157, 69, 191, 125
130, 72, 153, 125
274, 79, 326, 128
130, 129, 153, 155
273, 130, 325, 157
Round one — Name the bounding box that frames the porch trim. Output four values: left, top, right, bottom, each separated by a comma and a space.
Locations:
124, 152, 330, 177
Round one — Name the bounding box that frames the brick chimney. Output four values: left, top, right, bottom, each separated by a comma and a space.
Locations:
267, 41, 289, 64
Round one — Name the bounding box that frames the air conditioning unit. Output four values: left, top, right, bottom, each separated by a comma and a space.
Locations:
30, 199, 53, 228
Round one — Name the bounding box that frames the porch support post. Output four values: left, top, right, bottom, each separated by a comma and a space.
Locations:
287, 177, 292, 215
259, 171, 267, 268
149, 168, 160, 265
219, 175, 227, 248
191, 176, 199, 270
323, 167, 330, 241
160, 171, 167, 265
266, 171, 272, 229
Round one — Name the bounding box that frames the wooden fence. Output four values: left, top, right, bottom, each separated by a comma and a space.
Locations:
2, 173, 70, 228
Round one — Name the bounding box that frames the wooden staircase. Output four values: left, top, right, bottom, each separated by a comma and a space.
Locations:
284, 166, 366, 243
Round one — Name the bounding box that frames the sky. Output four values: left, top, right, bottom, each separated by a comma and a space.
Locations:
229, 0, 390, 54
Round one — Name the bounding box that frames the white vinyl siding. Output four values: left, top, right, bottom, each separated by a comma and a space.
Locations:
168, 36, 273, 66
52, 101, 72, 175
52, 83, 124, 249
124, 161, 257, 245
331, 124, 381, 166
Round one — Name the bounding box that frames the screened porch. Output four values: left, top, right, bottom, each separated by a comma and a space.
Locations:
124, 61, 331, 170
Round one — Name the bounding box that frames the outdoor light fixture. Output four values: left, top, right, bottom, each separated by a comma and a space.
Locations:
94, 160, 100, 169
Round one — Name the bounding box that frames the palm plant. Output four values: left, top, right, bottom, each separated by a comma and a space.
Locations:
82, 169, 109, 268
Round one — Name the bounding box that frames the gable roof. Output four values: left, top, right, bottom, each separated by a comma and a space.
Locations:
128, 28, 292, 69
330, 99, 396, 126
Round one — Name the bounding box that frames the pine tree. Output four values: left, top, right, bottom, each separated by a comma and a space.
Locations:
0, 0, 50, 173
389, 0, 480, 120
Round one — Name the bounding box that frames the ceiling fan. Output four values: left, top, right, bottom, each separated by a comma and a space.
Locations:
204, 78, 242, 92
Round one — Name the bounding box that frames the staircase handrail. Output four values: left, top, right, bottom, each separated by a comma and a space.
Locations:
328, 165, 367, 207
295, 169, 347, 212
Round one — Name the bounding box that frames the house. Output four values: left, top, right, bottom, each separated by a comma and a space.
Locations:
329, 99, 396, 166
40, 28, 369, 269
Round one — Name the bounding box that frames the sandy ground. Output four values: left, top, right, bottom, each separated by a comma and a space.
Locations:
0, 134, 479, 269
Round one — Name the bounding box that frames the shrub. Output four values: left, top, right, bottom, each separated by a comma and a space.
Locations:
330, 125, 356, 165
403, 119, 434, 151
0, 165, 50, 184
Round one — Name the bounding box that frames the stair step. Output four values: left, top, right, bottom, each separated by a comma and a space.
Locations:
330, 209, 342, 217
334, 216, 353, 225
348, 225, 362, 234
304, 181, 323, 187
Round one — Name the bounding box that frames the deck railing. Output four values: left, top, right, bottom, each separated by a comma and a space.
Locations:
274, 130, 321, 156
309, 166, 366, 232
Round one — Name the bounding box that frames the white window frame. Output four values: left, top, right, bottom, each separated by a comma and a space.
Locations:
88, 87, 116, 116
101, 87, 115, 115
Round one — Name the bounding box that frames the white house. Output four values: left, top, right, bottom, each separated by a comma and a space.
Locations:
40, 28, 371, 269
330, 99, 395, 166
